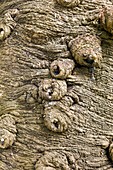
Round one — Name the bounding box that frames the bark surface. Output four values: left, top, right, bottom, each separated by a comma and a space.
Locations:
0, 0, 113, 169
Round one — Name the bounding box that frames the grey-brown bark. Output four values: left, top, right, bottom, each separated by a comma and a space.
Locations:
0, 0, 113, 169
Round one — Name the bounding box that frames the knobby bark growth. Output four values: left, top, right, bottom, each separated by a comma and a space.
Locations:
0, 0, 113, 169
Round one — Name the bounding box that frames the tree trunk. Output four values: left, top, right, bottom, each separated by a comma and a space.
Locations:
0, 0, 113, 169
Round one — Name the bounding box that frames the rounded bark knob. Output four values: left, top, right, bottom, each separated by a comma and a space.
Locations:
39, 79, 67, 101
99, 5, 113, 35
43, 106, 69, 132
0, 24, 11, 41
69, 34, 102, 68
56, 0, 82, 7
50, 58, 75, 79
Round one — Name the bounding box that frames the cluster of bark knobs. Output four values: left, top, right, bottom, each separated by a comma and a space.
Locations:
0, 1, 113, 168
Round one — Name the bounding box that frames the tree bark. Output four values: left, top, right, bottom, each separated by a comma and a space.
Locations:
0, 0, 113, 169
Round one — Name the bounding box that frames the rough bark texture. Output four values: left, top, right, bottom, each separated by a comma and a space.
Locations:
0, 0, 113, 169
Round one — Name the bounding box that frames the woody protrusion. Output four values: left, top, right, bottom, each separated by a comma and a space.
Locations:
50, 59, 75, 79
39, 79, 67, 101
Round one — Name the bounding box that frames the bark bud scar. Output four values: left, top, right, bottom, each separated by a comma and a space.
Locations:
43, 106, 70, 132
50, 58, 75, 79
39, 79, 67, 101
69, 33, 102, 68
